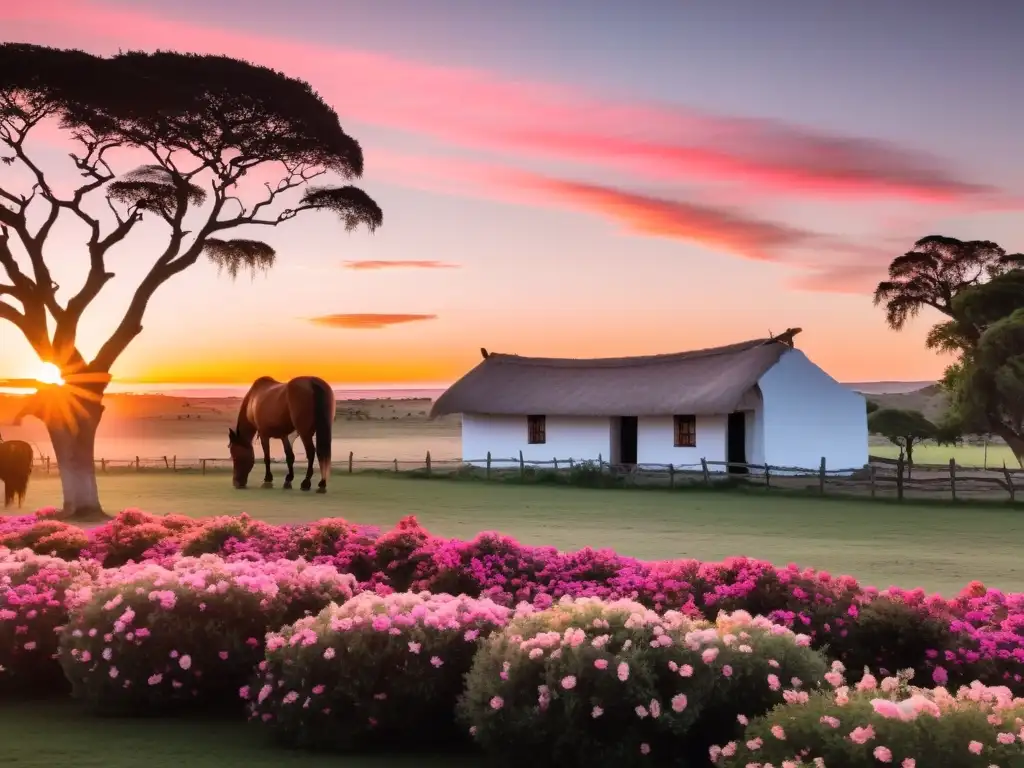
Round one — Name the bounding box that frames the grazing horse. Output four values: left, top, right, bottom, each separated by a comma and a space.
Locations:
228, 376, 336, 493
0, 437, 34, 508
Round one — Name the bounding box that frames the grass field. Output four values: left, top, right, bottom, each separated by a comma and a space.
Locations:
0, 700, 470, 768
870, 441, 1020, 468
14, 472, 1024, 595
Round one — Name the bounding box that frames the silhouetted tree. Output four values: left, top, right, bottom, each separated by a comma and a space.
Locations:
874, 236, 1024, 467
866, 400, 880, 415
0, 45, 383, 517
868, 408, 937, 470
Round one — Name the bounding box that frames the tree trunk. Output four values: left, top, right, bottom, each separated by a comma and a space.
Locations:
45, 396, 105, 520
990, 424, 1024, 469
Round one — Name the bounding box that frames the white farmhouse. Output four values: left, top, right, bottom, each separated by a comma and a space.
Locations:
430, 330, 868, 473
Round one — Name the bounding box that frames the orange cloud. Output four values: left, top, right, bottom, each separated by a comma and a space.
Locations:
3, 1, 1003, 206
342, 260, 459, 270
308, 314, 438, 329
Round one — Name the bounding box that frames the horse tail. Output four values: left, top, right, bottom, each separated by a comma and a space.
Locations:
311, 379, 333, 482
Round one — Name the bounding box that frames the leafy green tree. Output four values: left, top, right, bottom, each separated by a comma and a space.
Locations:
874, 236, 1024, 467
0, 45, 383, 517
868, 408, 937, 469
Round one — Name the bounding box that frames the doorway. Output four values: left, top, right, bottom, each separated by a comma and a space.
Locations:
618, 416, 638, 465
726, 412, 747, 474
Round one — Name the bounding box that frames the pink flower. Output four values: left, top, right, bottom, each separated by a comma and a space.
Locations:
671, 694, 688, 713
997, 732, 1015, 745
323, 647, 336, 660
179, 655, 192, 671
850, 725, 875, 744
819, 715, 840, 728
591, 706, 603, 718
702, 647, 720, 664
679, 664, 694, 677
408, 642, 421, 654
148, 674, 162, 686
767, 674, 780, 691
873, 746, 892, 763
430, 656, 443, 668
639, 743, 650, 755
594, 658, 608, 670
218, 651, 229, 660
968, 741, 982, 755
561, 676, 577, 690
932, 666, 948, 685
312, 685, 325, 695
617, 662, 630, 681
745, 737, 762, 750
901, 759, 915, 768
722, 665, 733, 677
490, 696, 504, 710
771, 725, 785, 740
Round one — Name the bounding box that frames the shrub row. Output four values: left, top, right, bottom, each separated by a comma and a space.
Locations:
4, 509, 1024, 696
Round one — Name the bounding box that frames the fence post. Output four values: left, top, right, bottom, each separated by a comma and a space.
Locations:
45, 456, 50, 474
597, 453, 603, 471
393, 458, 399, 473
668, 463, 675, 489
519, 450, 524, 478
101, 458, 107, 472
700, 458, 710, 485
173, 455, 177, 472
818, 457, 826, 495
201, 459, 207, 476
135, 456, 140, 471
425, 451, 432, 476
764, 463, 771, 489
1004, 462, 1016, 503
949, 458, 957, 501
486, 451, 492, 480
163, 456, 169, 469
553, 457, 558, 470
348, 451, 354, 474
869, 464, 876, 498
896, 455, 905, 501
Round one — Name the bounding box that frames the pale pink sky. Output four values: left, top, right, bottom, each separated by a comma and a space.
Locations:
1, 0, 1021, 386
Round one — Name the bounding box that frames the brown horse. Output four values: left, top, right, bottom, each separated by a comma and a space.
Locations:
0, 437, 34, 508
228, 376, 336, 493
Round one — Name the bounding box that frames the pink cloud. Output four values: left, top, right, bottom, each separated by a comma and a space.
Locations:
343, 260, 459, 270
2, 1, 1002, 205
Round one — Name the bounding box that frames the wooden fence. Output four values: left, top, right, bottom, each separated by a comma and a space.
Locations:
29, 450, 1023, 503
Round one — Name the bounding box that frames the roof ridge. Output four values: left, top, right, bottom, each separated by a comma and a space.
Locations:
484, 338, 774, 368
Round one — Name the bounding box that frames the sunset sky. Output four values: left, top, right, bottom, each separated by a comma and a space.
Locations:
2, 0, 1022, 387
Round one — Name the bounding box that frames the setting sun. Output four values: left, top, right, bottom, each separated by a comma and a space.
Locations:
34, 362, 65, 386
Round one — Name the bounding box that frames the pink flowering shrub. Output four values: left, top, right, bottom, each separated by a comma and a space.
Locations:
85, 509, 199, 567
460, 598, 827, 767
717, 667, 1024, 768
58, 554, 356, 714
0, 547, 97, 694
0, 517, 89, 561
247, 591, 511, 749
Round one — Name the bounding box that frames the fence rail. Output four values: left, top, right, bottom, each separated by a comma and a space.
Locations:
28, 449, 1022, 503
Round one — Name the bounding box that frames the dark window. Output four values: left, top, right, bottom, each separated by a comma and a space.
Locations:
527, 415, 546, 444
673, 415, 697, 447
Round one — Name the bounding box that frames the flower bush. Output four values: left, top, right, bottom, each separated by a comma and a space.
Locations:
459, 598, 827, 767
247, 591, 512, 750
58, 554, 356, 714
717, 668, 1024, 767
0, 547, 96, 694
3, 509, 1024, 699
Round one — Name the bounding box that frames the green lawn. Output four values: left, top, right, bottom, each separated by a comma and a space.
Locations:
870, 441, 1020, 468
16, 471, 1024, 595
0, 700, 472, 768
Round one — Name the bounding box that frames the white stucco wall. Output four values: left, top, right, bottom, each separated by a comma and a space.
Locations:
757, 349, 868, 472
461, 413, 611, 467
636, 415, 728, 469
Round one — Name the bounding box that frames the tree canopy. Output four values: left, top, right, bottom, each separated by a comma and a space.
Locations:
873, 236, 1024, 467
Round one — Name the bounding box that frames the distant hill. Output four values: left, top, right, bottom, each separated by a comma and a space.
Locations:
865, 384, 950, 423
844, 381, 936, 395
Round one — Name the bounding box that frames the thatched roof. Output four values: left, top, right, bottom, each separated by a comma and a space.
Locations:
431, 337, 795, 417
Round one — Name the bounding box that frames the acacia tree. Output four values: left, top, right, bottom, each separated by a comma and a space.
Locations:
867, 408, 936, 471
0, 45, 383, 518
874, 236, 1024, 466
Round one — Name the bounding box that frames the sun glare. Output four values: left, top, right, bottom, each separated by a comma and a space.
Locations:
35, 362, 65, 386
